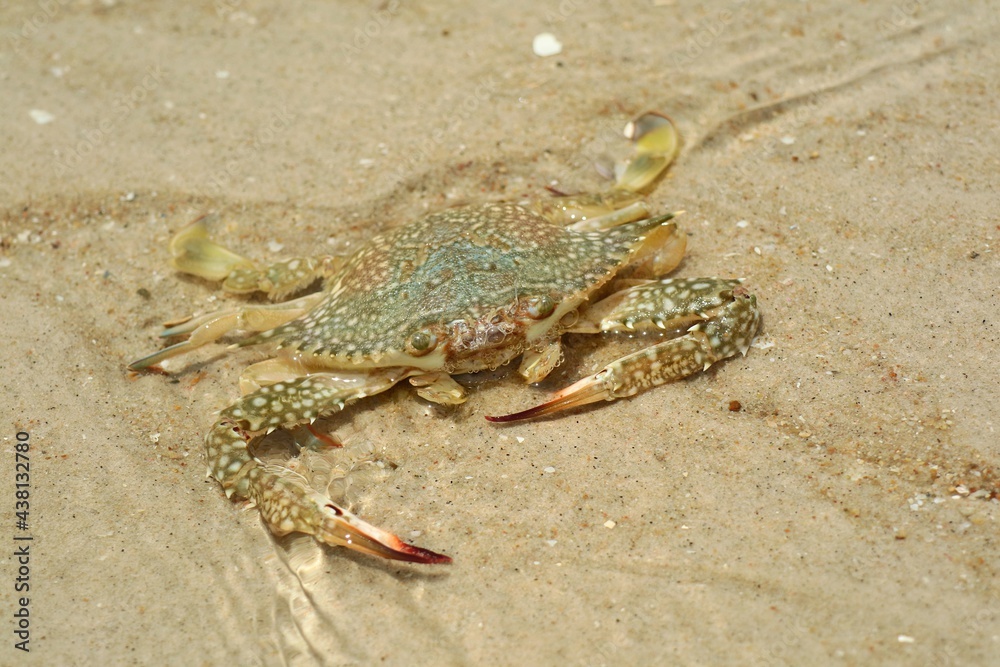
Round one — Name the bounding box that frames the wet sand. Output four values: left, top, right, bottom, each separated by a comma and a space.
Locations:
1, 1, 997, 665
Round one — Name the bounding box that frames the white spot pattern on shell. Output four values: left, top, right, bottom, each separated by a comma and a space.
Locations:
239, 204, 668, 370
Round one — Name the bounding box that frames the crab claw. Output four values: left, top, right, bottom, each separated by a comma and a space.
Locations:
127, 340, 196, 371
488, 278, 762, 424
485, 372, 611, 423
308, 494, 452, 564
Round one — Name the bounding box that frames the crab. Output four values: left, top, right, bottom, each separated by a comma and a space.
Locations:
130, 112, 761, 564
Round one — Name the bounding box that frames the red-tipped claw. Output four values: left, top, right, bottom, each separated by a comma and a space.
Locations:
313, 496, 452, 564
485, 372, 611, 423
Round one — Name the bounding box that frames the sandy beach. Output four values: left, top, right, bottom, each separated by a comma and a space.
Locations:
1, 1, 997, 665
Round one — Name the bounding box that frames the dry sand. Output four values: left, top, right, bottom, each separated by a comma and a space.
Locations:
1, 1, 998, 665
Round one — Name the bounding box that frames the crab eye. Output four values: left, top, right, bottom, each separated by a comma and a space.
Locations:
526, 295, 556, 320
406, 328, 437, 356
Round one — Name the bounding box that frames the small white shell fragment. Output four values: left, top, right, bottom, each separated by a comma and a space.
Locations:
29, 109, 55, 125
532, 32, 563, 57
604, 520, 616, 529
897, 635, 915, 643
780, 136, 795, 145
543, 466, 556, 473
736, 220, 749, 228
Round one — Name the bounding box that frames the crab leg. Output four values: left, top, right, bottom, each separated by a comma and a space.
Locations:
127, 293, 323, 370
169, 216, 342, 300
487, 278, 760, 422
530, 111, 681, 227
207, 368, 451, 564
614, 111, 680, 193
